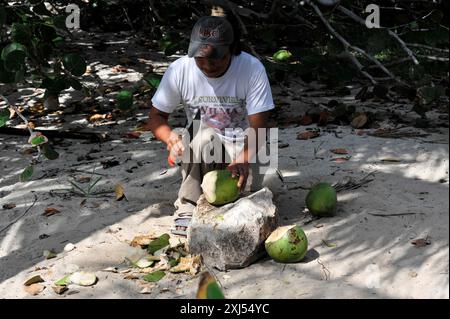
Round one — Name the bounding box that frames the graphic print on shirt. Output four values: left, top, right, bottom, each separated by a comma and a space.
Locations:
189, 96, 248, 138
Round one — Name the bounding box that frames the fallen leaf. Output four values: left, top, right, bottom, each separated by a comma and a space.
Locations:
330, 157, 350, 163
89, 113, 107, 122
3, 203, 16, 209
124, 273, 139, 280
330, 148, 349, 155
411, 237, 431, 247
43, 250, 57, 259
143, 270, 165, 282
24, 275, 44, 286
135, 258, 155, 269
69, 272, 97, 286
52, 285, 68, 295
43, 207, 60, 217
409, 271, 418, 278
112, 65, 129, 73
322, 239, 337, 248
123, 131, 142, 139
318, 111, 330, 126
130, 235, 156, 247
24, 283, 45, 296
76, 176, 91, 183
115, 184, 126, 201
102, 267, 118, 273
196, 271, 225, 299
147, 234, 170, 254
297, 131, 320, 140
299, 115, 313, 126
54, 274, 71, 286
170, 255, 202, 275
351, 114, 368, 129
139, 285, 155, 294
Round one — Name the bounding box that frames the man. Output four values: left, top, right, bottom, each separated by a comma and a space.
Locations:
147, 16, 275, 236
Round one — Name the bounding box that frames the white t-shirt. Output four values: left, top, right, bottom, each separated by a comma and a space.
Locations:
151, 52, 274, 141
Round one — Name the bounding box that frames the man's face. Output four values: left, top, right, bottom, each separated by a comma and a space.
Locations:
194, 45, 231, 78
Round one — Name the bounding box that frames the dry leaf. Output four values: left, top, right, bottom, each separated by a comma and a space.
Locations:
24, 283, 45, 296
297, 131, 320, 140
24, 275, 44, 286
124, 274, 139, 280
170, 255, 202, 275
27, 122, 36, 130
69, 272, 97, 286
52, 285, 68, 295
102, 267, 118, 273
89, 114, 107, 122
330, 148, 349, 155
139, 285, 155, 294
318, 111, 330, 126
351, 114, 368, 129
43, 250, 57, 259
411, 237, 431, 247
115, 184, 126, 201
43, 207, 60, 217
299, 115, 313, 126
330, 157, 350, 163
112, 65, 128, 73
3, 203, 16, 210
130, 235, 157, 247
409, 271, 418, 278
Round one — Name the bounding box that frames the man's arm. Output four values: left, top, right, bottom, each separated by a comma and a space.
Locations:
227, 110, 271, 190
146, 106, 184, 157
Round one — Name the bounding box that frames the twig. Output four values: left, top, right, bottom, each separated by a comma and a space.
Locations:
317, 259, 331, 281
148, 0, 163, 22
0, 194, 38, 235
368, 212, 426, 217
336, 5, 419, 65
306, 2, 377, 84
0, 95, 33, 135
416, 54, 449, 62
406, 43, 449, 53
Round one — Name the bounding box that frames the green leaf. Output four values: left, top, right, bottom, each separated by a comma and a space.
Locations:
169, 258, 179, 267
63, 53, 87, 76
116, 90, 133, 111
143, 73, 162, 89
52, 36, 65, 47
29, 133, 48, 146
55, 274, 71, 286
147, 234, 170, 254
0, 108, 10, 127
143, 271, 165, 282
41, 143, 59, 160
20, 165, 34, 182
11, 23, 31, 44
1, 43, 27, 72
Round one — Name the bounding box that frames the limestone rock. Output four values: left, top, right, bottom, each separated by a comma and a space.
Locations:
187, 187, 278, 271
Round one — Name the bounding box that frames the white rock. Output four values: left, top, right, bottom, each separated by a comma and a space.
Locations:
187, 187, 278, 271
64, 243, 76, 252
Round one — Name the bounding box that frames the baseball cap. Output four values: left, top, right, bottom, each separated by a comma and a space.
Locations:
188, 16, 234, 59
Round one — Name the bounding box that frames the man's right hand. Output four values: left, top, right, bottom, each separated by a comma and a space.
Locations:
167, 131, 185, 159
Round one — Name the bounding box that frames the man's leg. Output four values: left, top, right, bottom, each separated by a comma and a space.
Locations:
173, 123, 225, 234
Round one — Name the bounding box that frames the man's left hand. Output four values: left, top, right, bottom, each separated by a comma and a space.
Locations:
226, 161, 249, 191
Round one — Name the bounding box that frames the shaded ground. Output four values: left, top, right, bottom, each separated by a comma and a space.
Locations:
0, 30, 448, 299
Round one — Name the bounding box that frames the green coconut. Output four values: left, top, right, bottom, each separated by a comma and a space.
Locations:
265, 225, 308, 263
201, 170, 239, 206
305, 182, 337, 217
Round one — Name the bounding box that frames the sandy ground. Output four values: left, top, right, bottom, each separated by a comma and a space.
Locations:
0, 31, 448, 299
